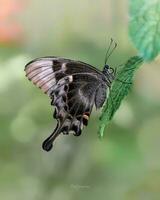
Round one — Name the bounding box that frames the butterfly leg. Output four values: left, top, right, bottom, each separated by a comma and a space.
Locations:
115, 78, 132, 84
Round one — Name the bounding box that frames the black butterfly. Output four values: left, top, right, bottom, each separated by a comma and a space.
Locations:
24, 39, 117, 152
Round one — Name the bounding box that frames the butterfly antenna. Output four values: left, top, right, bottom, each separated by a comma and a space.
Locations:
104, 38, 113, 65
104, 38, 117, 65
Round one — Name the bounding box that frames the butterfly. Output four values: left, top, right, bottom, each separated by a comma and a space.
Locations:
24, 39, 117, 152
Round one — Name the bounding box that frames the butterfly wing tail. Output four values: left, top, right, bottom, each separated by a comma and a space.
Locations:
42, 121, 61, 152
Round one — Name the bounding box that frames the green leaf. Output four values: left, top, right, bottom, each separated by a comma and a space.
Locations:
129, 0, 160, 61
98, 56, 143, 138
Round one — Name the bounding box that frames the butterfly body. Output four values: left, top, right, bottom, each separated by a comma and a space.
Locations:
25, 56, 115, 151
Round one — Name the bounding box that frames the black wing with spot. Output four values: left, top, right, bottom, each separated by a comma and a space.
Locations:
25, 57, 108, 151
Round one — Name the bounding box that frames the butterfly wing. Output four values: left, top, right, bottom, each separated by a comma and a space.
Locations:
25, 57, 107, 151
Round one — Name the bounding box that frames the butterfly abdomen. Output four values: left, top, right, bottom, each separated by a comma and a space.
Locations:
95, 84, 107, 109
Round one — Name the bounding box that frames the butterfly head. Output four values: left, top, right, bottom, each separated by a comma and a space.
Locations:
104, 64, 109, 70
103, 64, 116, 83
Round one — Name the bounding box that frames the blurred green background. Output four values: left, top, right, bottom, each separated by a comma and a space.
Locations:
0, 0, 160, 200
